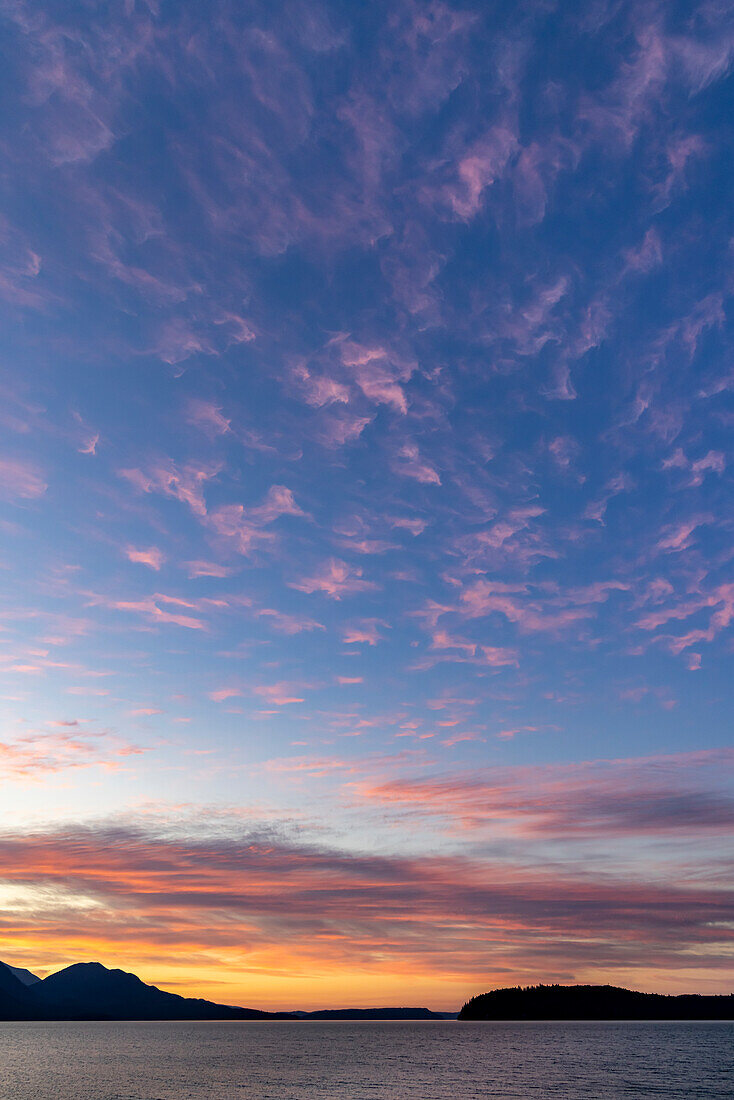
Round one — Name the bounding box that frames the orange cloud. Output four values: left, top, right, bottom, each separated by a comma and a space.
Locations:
1, 818, 732, 1009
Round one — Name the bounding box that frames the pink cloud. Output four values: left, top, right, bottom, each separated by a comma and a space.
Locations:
548, 436, 580, 472
388, 516, 427, 535
440, 125, 518, 220
342, 619, 388, 646
206, 515, 266, 560
0, 458, 47, 500
583, 474, 631, 524
119, 460, 220, 517
543, 362, 577, 401
203, 513, 264, 558
655, 516, 710, 553
430, 629, 476, 655
458, 580, 592, 634
472, 506, 544, 550
257, 609, 325, 635
338, 340, 415, 413
662, 449, 690, 471
315, 412, 372, 447
184, 560, 234, 579
636, 600, 703, 631
497, 725, 539, 741
480, 646, 519, 668
291, 559, 378, 600
72, 414, 100, 455
410, 600, 454, 629
337, 537, 398, 555
441, 731, 486, 747
577, 25, 668, 149
355, 747, 734, 839
78, 432, 100, 455
209, 688, 243, 702
215, 311, 256, 346
636, 583, 734, 657
152, 311, 255, 369
565, 581, 630, 605
688, 451, 725, 486
153, 318, 217, 365
207, 486, 304, 557
623, 227, 663, 274
185, 398, 231, 436
126, 546, 165, 571
392, 443, 441, 485
87, 593, 207, 631
661, 450, 724, 486
292, 363, 350, 407
248, 485, 304, 525
253, 681, 308, 706
654, 133, 707, 207
0, 728, 145, 780
512, 136, 578, 227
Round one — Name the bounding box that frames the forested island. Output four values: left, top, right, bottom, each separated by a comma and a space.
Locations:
459, 984, 734, 1020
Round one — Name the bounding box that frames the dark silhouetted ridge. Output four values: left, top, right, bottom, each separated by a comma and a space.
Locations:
0, 958, 444, 1021
1, 960, 292, 1021
4, 963, 39, 987
295, 1007, 449, 1020
459, 984, 734, 1020
0, 962, 39, 1020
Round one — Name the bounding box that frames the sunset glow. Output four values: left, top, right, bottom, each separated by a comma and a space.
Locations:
1, 0, 733, 1010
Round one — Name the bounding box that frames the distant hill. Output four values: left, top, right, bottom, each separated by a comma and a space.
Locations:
0, 959, 446, 1021
459, 984, 734, 1020
295, 1007, 451, 1020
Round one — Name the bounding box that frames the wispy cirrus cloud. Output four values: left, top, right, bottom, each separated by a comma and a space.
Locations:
0, 727, 145, 781
207, 486, 305, 557
256, 608, 325, 635
253, 681, 310, 707
86, 593, 209, 632
0, 457, 47, 500
342, 618, 388, 646
290, 559, 378, 600
119, 460, 220, 517
354, 748, 734, 839
125, 546, 166, 571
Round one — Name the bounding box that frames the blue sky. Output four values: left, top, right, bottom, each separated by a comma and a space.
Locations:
1, 0, 733, 1009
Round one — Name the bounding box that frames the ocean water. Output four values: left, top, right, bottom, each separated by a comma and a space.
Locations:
0, 1020, 732, 1100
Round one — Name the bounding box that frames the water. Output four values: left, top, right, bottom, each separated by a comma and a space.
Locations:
0, 1020, 732, 1099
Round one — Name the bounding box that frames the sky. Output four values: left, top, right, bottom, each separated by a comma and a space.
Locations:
0, 0, 733, 1012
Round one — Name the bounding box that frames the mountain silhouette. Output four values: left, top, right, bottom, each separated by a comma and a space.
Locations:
0, 959, 446, 1020
459, 984, 734, 1020
5, 964, 39, 986
0, 960, 286, 1020
34, 962, 287, 1020
0, 962, 40, 1020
